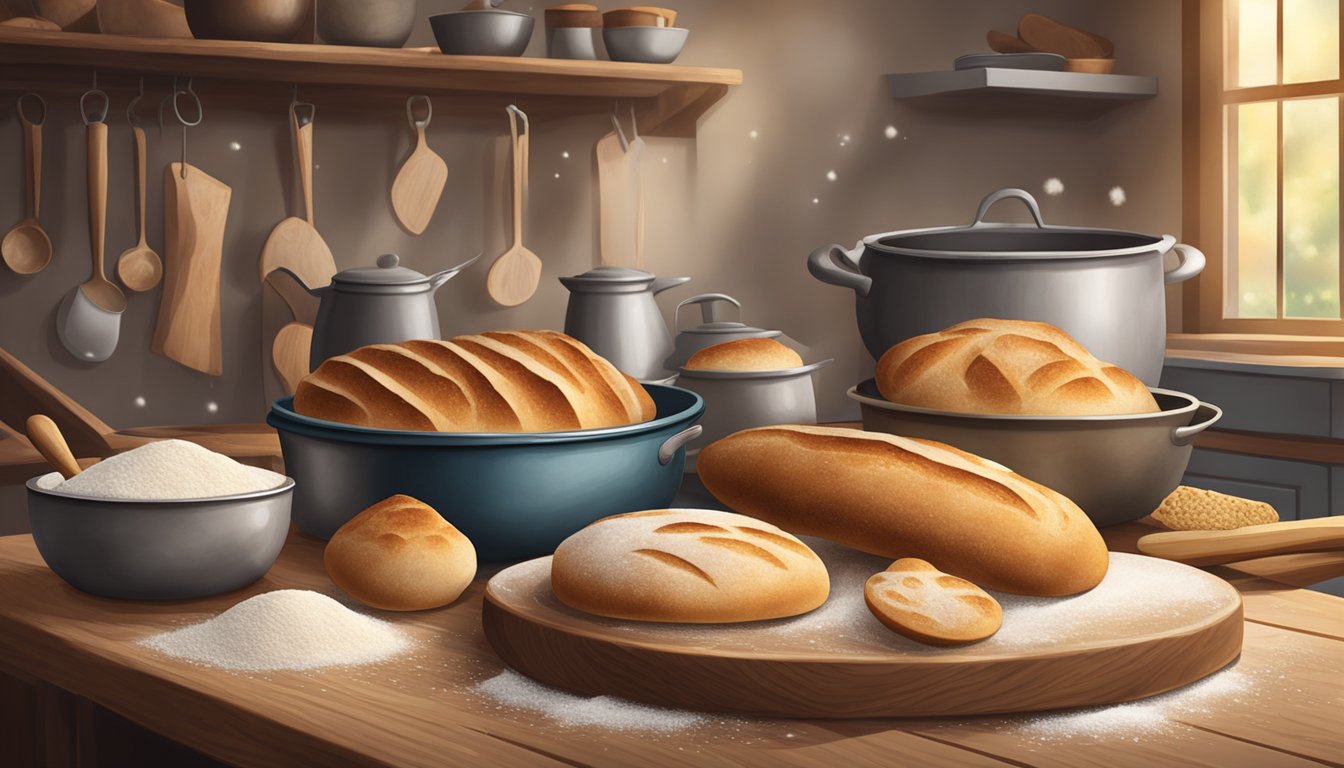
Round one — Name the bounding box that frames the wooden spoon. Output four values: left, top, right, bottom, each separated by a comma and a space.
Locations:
486, 106, 541, 307
116, 124, 163, 291
26, 414, 81, 479
986, 30, 1037, 54
1137, 518, 1344, 567
1017, 13, 1113, 59
391, 95, 448, 236
80, 121, 127, 314
2, 94, 52, 276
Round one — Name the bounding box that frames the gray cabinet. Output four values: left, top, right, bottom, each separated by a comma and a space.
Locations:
1160, 366, 1334, 437
1182, 450, 1333, 518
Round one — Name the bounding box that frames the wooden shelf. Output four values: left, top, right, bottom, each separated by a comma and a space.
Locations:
0, 29, 741, 137
887, 67, 1158, 100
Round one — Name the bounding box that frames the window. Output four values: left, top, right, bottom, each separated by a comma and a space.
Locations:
1185, 0, 1343, 334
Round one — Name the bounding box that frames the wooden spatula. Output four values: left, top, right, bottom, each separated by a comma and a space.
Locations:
259, 101, 334, 287
596, 108, 645, 268
151, 161, 230, 376
1137, 518, 1344, 567
986, 30, 1037, 53
272, 322, 312, 395
486, 105, 540, 307
1017, 13, 1113, 59
391, 95, 448, 236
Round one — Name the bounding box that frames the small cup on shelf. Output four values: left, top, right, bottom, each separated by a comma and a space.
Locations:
545, 3, 601, 60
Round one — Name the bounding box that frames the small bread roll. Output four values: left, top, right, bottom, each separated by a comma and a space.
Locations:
864, 558, 1002, 646
325, 495, 477, 611
684, 338, 804, 372
1152, 486, 1279, 531
551, 509, 829, 623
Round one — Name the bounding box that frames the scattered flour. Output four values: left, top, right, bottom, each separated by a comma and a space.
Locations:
141, 590, 412, 671
38, 439, 285, 500
475, 669, 707, 732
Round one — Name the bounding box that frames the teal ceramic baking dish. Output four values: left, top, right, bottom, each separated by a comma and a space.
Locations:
267, 385, 703, 561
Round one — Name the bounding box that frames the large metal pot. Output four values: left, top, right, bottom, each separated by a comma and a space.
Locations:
267, 385, 703, 561
809, 189, 1205, 386
848, 381, 1222, 527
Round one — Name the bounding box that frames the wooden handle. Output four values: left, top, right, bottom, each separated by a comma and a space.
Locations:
294, 113, 315, 226
1137, 518, 1344, 567
510, 119, 523, 247
26, 414, 81, 480
22, 116, 41, 220
87, 122, 108, 280
133, 125, 147, 245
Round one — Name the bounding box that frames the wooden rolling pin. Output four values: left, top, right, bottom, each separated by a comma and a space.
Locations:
1137, 518, 1344, 567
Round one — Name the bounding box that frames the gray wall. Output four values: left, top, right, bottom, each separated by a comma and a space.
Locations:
0, 0, 1184, 432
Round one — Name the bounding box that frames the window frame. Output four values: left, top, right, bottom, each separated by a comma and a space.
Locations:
1183, 0, 1344, 335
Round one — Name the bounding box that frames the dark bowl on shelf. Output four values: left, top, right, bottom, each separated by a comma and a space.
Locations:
429, 10, 535, 57
184, 0, 308, 42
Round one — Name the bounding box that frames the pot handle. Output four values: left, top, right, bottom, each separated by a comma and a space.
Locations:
675, 293, 741, 331
971, 188, 1046, 229
808, 243, 872, 297
1163, 243, 1206, 285
658, 425, 703, 465
1171, 402, 1223, 446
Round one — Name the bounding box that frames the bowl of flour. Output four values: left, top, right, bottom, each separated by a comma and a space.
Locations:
26, 439, 293, 600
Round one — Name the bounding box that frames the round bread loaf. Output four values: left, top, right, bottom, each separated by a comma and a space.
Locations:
324, 495, 477, 611
697, 425, 1109, 596
876, 318, 1159, 416
864, 558, 1002, 646
551, 509, 830, 623
684, 338, 804, 371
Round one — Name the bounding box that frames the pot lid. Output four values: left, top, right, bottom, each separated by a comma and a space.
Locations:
561, 265, 657, 285
665, 293, 783, 370
864, 189, 1172, 261
333, 254, 430, 287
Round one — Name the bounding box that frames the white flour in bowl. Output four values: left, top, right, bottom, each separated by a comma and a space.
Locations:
36, 439, 285, 500
141, 590, 412, 671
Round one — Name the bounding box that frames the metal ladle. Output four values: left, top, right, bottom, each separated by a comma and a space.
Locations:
116, 79, 163, 292
1, 94, 53, 276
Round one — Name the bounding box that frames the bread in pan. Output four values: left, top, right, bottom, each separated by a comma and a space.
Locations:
876, 318, 1159, 416
294, 330, 655, 433
684, 338, 804, 372
550, 508, 830, 623
697, 425, 1109, 596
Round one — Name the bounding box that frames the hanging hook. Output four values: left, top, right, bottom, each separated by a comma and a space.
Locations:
17, 93, 46, 127
628, 104, 639, 143
506, 103, 529, 135
610, 105, 629, 153
172, 82, 203, 179
127, 76, 146, 129
80, 71, 109, 126
406, 95, 432, 131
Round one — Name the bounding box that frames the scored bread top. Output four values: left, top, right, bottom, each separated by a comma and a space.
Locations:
876, 318, 1159, 416
684, 338, 805, 372
294, 330, 655, 433
864, 558, 1003, 646
550, 508, 830, 623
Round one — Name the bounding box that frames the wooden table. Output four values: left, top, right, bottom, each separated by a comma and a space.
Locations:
0, 523, 1340, 768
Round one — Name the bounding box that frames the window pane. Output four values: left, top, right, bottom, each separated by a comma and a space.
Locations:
1283, 97, 1340, 318
1237, 0, 1280, 87
1284, 0, 1340, 84
1229, 101, 1280, 318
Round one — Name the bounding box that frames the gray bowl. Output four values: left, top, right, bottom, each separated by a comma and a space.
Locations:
26, 477, 294, 600
602, 26, 688, 64
848, 382, 1222, 528
430, 10, 534, 57
318, 0, 416, 48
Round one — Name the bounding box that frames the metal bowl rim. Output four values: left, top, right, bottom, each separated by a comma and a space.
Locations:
847, 381, 1203, 423
678, 359, 834, 380
429, 9, 533, 20
25, 476, 296, 506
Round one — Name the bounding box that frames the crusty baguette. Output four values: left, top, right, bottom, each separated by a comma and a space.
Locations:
294, 331, 654, 433
876, 318, 1158, 416
697, 425, 1109, 596
684, 338, 804, 372
325, 495, 477, 611
551, 509, 830, 623
865, 558, 1003, 646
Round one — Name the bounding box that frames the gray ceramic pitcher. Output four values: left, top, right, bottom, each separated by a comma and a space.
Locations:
560, 266, 691, 381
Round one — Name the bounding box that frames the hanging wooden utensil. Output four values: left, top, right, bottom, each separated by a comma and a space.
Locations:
391, 95, 448, 236
2, 93, 52, 276
272, 322, 313, 395
152, 86, 230, 376
986, 29, 1037, 54
116, 82, 162, 292
486, 104, 541, 307
596, 106, 645, 268
259, 99, 335, 289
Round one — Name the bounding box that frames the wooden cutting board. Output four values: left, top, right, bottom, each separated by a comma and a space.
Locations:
483, 543, 1243, 719
151, 162, 230, 376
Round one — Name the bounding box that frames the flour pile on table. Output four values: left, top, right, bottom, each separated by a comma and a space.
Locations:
142, 590, 411, 671
37, 439, 285, 500
476, 670, 707, 732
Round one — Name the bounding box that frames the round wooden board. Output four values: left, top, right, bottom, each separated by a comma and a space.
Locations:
482, 542, 1244, 719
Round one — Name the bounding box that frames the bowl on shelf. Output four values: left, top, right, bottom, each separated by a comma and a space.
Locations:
25, 476, 294, 600
1065, 57, 1117, 74
267, 385, 704, 561
317, 0, 415, 48
184, 0, 309, 42
602, 7, 677, 28
847, 381, 1222, 528
602, 26, 687, 64
429, 10, 535, 57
